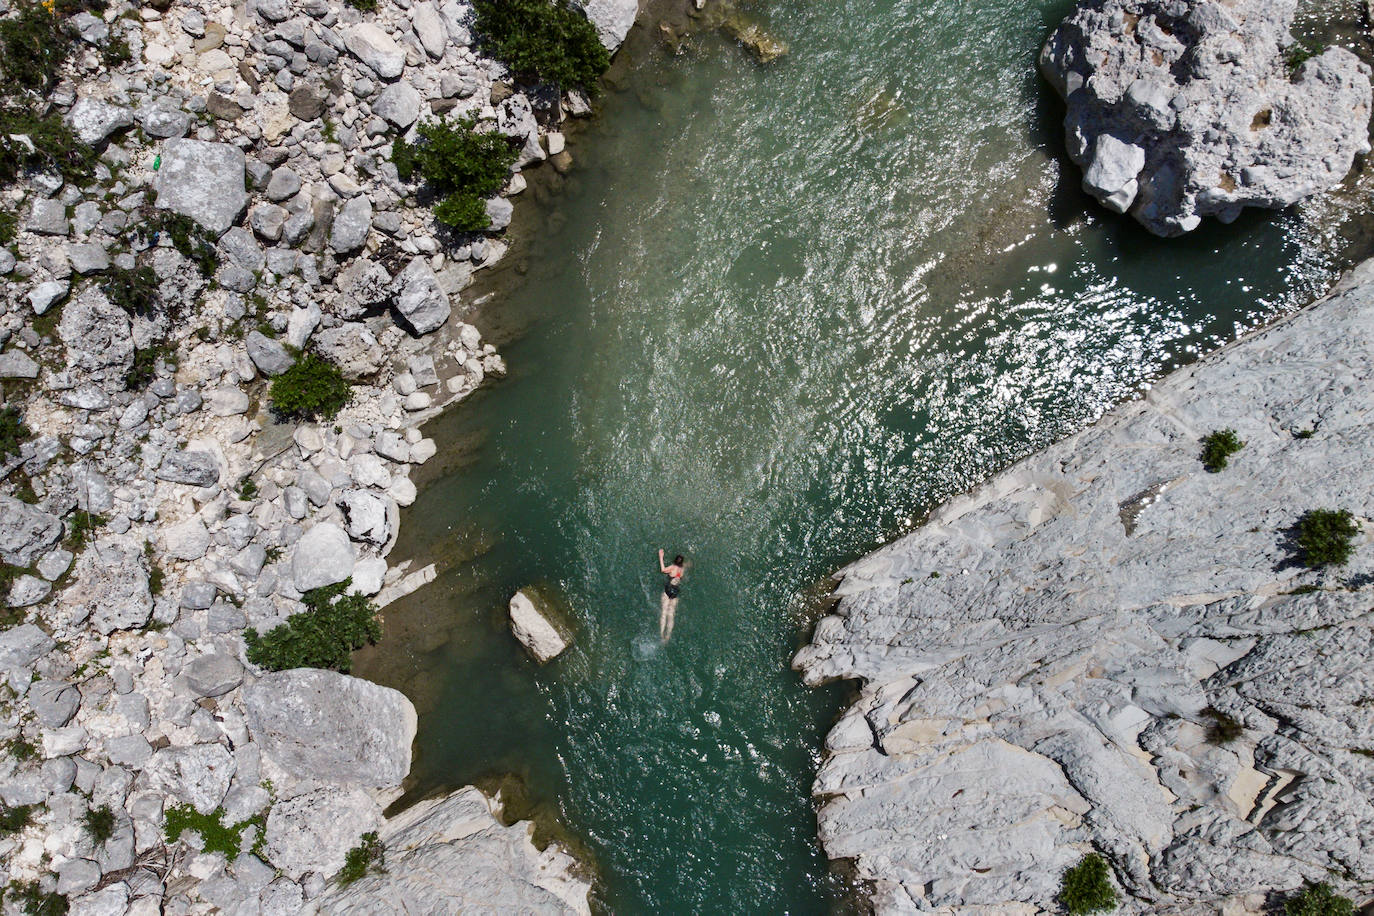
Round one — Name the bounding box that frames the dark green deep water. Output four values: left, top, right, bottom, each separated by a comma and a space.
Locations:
356, 1, 1372, 911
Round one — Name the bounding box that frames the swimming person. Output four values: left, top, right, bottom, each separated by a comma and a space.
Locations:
658, 549, 685, 643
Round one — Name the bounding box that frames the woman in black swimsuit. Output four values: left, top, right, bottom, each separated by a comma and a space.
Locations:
658, 549, 685, 643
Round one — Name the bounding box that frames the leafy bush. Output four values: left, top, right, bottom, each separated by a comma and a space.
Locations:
125, 341, 176, 390
64, 510, 105, 552
5, 880, 67, 916
0, 804, 33, 835
0, 406, 30, 460
237, 477, 258, 500
81, 804, 115, 843
1202, 707, 1242, 745
1284, 881, 1354, 916
102, 266, 160, 316
0, 1, 76, 93
393, 117, 517, 232
339, 831, 385, 885
268, 351, 352, 421
164, 804, 262, 860
1295, 509, 1360, 568
1286, 41, 1323, 76
0, 107, 96, 188
1200, 428, 1244, 472
346, 0, 376, 9
245, 579, 381, 673
1059, 853, 1117, 915
473, 0, 609, 93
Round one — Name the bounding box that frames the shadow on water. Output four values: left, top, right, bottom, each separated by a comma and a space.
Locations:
356, 0, 1374, 912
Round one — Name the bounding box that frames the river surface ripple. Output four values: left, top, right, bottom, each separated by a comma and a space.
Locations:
357, 0, 1373, 911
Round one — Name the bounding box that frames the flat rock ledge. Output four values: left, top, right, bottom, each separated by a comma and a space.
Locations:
309, 786, 591, 915
1041, 0, 1372, 236
795, 258, 1374, 913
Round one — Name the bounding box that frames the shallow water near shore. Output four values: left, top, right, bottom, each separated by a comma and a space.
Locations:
355, 0, 1373, 911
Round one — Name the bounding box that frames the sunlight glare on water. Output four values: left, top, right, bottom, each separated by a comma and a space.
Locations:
355, 0, 1369, 911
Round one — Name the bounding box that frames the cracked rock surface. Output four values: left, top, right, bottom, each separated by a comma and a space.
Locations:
795, 260, 1374, 913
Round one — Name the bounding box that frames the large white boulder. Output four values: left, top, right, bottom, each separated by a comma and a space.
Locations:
154, 139, 248, 235
508, 589, 570, 663
291, 522, 355, 592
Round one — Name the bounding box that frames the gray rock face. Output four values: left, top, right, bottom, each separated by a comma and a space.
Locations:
1041, 0, 1373, 235
393, 257, 451, 335
313, 323, 383, 378
157, 450, 220, 487
509, 590, 570, 663
795, 259, 1374, 912
0, 624, 54, 677
145, 743, 236, 815
0, 496, 63, 566
290, 521, 355, 592
308, 787, 592, 915
345, 23, 405, 79
65, 97, 133, 145
245, 330, 295, 377
329, 195, 372, 253
185, 653, 244, 697
154, 139, 249, 235
371, 81, 421, 129
59, 288, 134, 387
571, 0, 639, 50
243, 669, 416, 787
265, 784, 382, 880
66, 541, 153, 634
0, 350, 40, 380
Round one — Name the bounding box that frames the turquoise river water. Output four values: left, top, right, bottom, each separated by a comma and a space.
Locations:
356, 0, 1373, 912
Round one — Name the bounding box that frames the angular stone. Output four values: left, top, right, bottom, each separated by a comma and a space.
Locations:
372, 81, 421, 129
7, 574, 50, 608
59, 287, 133, 385
345, 23, 405, 79
329, 195, 372, 253
145, 743, 236, 814
337, 489, 394, 546
30, 680, 79, 727
0, 496, 63, 567
392, 256, 451, 335
509, 589, 571, 663
155, 139, 249, 235
0, 351, 40, 380
186, 653, 244, 697
245, 330, 295, 377
66, 97, 134, 145
243, 669, 416, 787
158, 449, 220, 487
28, 280, 69, 314
0, 624, 54, 676
288, 84, 327, 121
163, 517, 211, 561
572, 0, 639, 50
290, 522, 354, 592
66, 540, 153, 634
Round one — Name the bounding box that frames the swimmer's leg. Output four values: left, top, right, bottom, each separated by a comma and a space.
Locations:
662, 598, 676, 643
659, 592, 670, 642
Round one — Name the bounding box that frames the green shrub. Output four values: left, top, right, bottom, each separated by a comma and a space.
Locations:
7, 737, 36, 761
1295, 509, 1360, 568
101, 266, 160, 316
237, 477, 258, 500
100, 33, 130, 67
1286, 41, 1323, 76
125, 341, 176, 389
245, 579, 381, 673
338, 830, 385, 885
1059, 853, 1117, 915
1284, 881, 1354, 916
81, 804, 115, 844
393, 117, 517, 232
5, 880, 67, 916
1202, 707, 1242, 745
0, 208, 16, 246
472, 0, 609, 93
0, 804, 33, 835
268, 351, 352, 421
0, 1, 75, 93
0, 406, 30, 460
64, 510, 105, 552
164, 804, 263, 860
346, 0, 376, 10
143, 211, 217, 276
1200, 428, 1244, 472
0, 107, 96, 188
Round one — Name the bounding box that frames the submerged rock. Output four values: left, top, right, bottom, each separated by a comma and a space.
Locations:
1041, 0, 1372, 235
508, 588, 571, 663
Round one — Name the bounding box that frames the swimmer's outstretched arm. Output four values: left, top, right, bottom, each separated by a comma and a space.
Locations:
658, 548, 670, 574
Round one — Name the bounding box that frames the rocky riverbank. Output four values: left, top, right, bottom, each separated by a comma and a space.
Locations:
794, 258, 1374, 913
0, 0, 637, 911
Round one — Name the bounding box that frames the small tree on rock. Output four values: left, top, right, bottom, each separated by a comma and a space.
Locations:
1059, 853, 1117, 915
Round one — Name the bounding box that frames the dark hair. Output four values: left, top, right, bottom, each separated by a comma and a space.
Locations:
673, 555, 684, 566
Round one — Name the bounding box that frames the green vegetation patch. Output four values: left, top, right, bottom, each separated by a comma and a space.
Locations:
164, 804, 264, 860
5, 880, 67, 916
125, 341, 177, 390
64, 509, 106, 553
1199, 428, 1244, 472
140, 210, 217, 276
472, 0, 609, 94
101, 265, 160, 317
1284, 881, 1354, 916
338, 830, 385, 885
1059, 853, 1117, 915
0, 804, 33, 835
393, 117, 518, 232
0, 107, 97, 189
245, 579, 381, 673
81, 804, 115, 843
1295, 508, 1360, 568
1202, 706, 1242, 745
0, 406, 31, 460
268, 351, 352, 421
